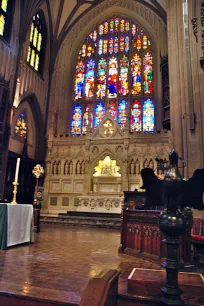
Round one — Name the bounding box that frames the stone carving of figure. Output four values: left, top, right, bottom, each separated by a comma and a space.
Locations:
81, 161, 85, 175
46, 161, 51, 175
130, 161, 135, 175
52, 162, 57, 175
76, 162, 81, 175
70, 161, 73, 175
64, 161, 68, 175
58, 162, 61, 175
136, 160, 140, 175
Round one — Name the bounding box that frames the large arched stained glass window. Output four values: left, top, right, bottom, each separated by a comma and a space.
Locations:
72, 17, 154, 136
27, 12, 46, 73
0, 0, 13, 40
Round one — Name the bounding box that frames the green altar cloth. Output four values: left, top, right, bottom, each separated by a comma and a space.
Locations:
0, 204, 7, 250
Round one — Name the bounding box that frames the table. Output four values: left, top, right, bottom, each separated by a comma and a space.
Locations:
0, 203, 33, 250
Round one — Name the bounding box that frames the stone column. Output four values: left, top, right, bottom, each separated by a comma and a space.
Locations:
167, 0, 204, 177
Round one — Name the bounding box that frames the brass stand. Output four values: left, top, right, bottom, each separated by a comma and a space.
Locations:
11, 182, 19, 204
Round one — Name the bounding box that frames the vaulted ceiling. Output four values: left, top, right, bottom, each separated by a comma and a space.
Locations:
19, 0, 167, 68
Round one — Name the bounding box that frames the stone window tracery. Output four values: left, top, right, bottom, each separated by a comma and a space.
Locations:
0, 0, 13, 40
72, 17, 154, 136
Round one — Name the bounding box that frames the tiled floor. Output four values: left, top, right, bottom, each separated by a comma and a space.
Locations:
0, 224, 202, 305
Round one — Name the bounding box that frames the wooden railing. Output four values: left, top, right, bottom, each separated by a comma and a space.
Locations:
79, 269, 120, 306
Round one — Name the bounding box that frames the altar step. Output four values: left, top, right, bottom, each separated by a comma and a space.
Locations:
40, 212, 121, 229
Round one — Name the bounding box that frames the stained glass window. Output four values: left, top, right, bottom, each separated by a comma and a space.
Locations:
73, 17, 154, 134
109, 101, 117, 120
143, 99, 154, 132
119, 55, 129, 96
15, 112, 27, 139
82, 104, 93, 134
85, 60, 95, 98
0, 0, 13, 39
108, 57, 118, 98
131, 54, 141, 95
71, 104, 82, 136
118, 100, 127, 129
96, 58, 107, 99
95, 102, 105, 127
143, 52, 153, 94
27, 12, 45, 73
75, 61, 85, 100
131, 101, 141, 132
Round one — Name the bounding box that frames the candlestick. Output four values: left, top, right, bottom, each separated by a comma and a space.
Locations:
11, 181, 19, 204
14, 158, 20, 182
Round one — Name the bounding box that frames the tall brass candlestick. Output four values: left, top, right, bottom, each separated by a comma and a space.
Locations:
11, 182, 19, 204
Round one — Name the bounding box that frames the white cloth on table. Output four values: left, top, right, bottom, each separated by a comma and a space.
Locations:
7, 204, 33, 247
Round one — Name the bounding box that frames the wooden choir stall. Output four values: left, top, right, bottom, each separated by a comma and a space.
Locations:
120, 191, 192, 264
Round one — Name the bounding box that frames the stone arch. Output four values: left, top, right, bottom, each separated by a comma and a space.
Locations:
52, 1, 167, 134
9, 93, 45, 160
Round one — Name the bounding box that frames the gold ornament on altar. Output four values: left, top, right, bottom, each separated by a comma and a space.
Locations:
93, 156, 121, 177
32, 164, 44, 179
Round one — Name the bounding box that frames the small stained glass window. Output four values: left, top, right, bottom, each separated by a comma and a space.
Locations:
27, 12, 45, 74
0, 0, 11, 38
15, 112, 27, 139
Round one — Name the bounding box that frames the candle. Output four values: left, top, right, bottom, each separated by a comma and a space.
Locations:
14, 158, 20, 182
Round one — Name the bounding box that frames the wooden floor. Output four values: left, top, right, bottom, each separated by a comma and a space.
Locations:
0, 224, 203, 305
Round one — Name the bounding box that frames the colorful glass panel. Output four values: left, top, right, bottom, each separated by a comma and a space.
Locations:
120, 19, 125, 32
37, 33, 42, 51
103, 39, 108, 54
131, 54, 141, 95
125, 36, 129, 52
1, 0, 8, 12
98, 39, 103, 55
125, 21, 130, 32
119, 55, 129, 96
27, 46, 31, 62
95, 102, 105, 127
131, 101, 141, 132
118, 100, 127, 129
71, 104, 82, 136
109, 37, 113, 54
96, 58, 107, 99
33, 27, 38, 47
82, 104, 93, 134
132, 24, 136, 37
115, 18, 119, 32
85, 60, 95, 98
0, 14, 5, 36
143, 99, 154, 132
108, 57, 118, 98
82, 44, 86, 57
114, 37, 118, 54
143, 52, 153, 94
87, 44, 94, 57
143, 35, 148, 50
109, 101, 117, 120
110, 19, 114, 33
34, 54, 39, 71
75, 61, 85, 100
30, 23, 34, 42
120, 36, 124, 52
104, 21, 108, 34
99, 24, 104, 35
